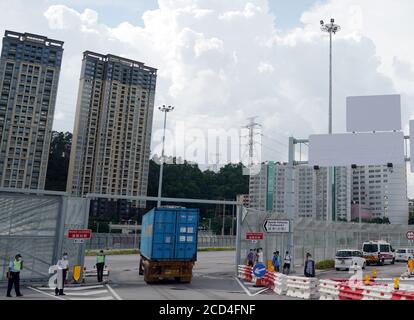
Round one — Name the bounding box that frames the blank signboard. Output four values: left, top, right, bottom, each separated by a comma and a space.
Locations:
411, 120, 414, 173
309, 132, 404, 167
346, 94, 401, 132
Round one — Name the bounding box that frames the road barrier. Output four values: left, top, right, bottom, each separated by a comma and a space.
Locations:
237, 265, 253, 283
237, 267, 414, 300
361, 284, 393, 300
338, 283, 364, 300
286, 276, 319, 299
319, 279, 341, 300
392, 290, 414, 300
264, 272, 288, 295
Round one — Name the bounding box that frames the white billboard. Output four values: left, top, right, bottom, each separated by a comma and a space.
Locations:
346, 94, 401, 132
411, 120, 414, 173
309, 132, 404, 167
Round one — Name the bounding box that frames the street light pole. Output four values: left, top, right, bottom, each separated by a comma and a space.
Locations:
222, 202, 225, 236
321, 18, 341, 222
134, 220, 138, 249
157, 105, 174, 207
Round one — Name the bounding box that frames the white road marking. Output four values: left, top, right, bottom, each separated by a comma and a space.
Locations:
36, 285, 104, 291
234, 277, 269, 297
68, 296, 114, 300
28, 286, 65, 300
64, 289, 109, 296
106, 284, 122, 300
235, 277, 253, 296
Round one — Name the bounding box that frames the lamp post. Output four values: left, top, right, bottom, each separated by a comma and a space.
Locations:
157, 105, 174, 207
352, 164, 362, 225
321, 18, 341, 222
133, 220, 138, 249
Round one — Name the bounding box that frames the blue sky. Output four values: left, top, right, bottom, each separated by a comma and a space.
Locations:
49, 0, 324, 29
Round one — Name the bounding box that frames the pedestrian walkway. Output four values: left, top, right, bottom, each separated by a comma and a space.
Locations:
28, 284, 122, 300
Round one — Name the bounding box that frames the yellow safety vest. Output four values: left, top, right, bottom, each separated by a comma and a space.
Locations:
97, 255, 105, 264
13, 260, 22, 272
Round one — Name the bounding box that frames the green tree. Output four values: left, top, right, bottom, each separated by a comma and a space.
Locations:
45, 131, 72, 191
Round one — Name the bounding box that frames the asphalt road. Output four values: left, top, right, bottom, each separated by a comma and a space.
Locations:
0, 251, 411, 300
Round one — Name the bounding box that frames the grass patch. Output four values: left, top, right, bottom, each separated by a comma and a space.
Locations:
85, 249, 139, 256
198, 247, 236, 252
315, 259, 335, 270
85, 247, 235, 256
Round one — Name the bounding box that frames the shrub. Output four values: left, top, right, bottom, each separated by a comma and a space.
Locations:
315, 259, 335, 270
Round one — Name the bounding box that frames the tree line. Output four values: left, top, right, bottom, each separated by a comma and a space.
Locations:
45, 131, 249, 234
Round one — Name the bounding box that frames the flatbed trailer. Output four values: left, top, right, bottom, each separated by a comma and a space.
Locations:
139, 255, 194, 284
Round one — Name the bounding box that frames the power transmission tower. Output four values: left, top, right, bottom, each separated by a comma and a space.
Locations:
241, 117, 262, 174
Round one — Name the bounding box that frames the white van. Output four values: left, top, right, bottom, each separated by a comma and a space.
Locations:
335, 249, 366, 271
362, 240, 395, 266
395, 248, 414, 262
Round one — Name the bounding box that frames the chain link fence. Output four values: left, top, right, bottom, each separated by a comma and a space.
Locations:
239, 208, 413, 269
0, 190, 88, 282
86, 233, 236, 250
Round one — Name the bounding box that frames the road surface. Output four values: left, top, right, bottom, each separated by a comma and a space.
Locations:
0, 251, 410, 300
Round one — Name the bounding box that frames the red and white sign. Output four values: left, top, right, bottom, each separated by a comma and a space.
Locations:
67, 229, 92, 239
407, 231, 414, 240
246, 232, 264, 241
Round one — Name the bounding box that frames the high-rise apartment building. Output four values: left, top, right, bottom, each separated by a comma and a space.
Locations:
0, 31, 63, 189
67, 52, 157, 210
351, 164, 408, 224
249, 162, 407, 224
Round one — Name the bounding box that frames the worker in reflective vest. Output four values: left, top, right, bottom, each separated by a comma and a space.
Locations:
96, 250, 106, 283
6, 254, 23, 297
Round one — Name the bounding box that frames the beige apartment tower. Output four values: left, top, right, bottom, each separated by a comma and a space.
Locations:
0, 31, 64, 189
67, 51, 157, 207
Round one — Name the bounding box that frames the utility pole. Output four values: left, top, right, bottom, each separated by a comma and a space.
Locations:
222, 202, 225, 236
157, 105, 174, 207
321, 18, 341, 222
133, 220, 138, 249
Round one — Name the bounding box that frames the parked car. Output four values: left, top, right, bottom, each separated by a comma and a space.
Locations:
395, 248, 414, 262
362, 240, 395, 266
335, 249, 366, 271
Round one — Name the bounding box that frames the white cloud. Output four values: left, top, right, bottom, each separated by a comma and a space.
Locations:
1, 0, 414, 195
257, 62, 274, 73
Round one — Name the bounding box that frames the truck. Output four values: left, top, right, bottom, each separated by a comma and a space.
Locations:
138, 207, 199, 284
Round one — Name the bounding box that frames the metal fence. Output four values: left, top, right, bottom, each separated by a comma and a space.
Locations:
86, 233, 140, 250
0, 189, 88, 281
86, 233, 236, 250
239, 208, 414, 269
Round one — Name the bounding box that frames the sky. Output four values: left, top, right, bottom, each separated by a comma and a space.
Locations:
1, 0, 414, 195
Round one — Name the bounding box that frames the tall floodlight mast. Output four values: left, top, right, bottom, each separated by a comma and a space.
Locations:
320, 18, 341, 222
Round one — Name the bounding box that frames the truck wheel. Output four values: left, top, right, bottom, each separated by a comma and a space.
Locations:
175, 277, 181, 282
139, 259, 144, 276
143, 265, 155, 284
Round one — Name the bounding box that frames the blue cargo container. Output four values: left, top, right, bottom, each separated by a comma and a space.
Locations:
140, 207, 199, 261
